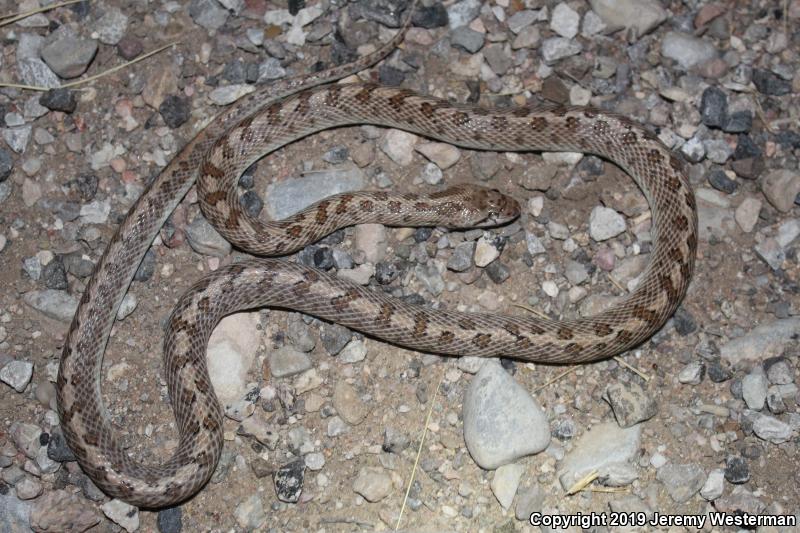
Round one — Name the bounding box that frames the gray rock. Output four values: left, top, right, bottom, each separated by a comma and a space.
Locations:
719, 318, 800, 367
700, 468, 725, 500
0, 493, 32, 533
287, 316, 316, 352
190, 0, 230, 30
514, 483, 545, 520
414, 263, 444, 296
661, 32, 718, 70
754, 238, 784, 270
23, 289, 78, 322
274, 460, 305, 503
765, 357, 793, 385
761, 169, 800, 212
0, 360, 33, 392
463, 360, 550, 470
41, 36, 97, 79
451, 27, 485, 53
265, 167, 364, 220
95, 7, 129, 45
490, 463, 524, 511
589, 0, 667, 36
353, 467, 393, 502
483, 43, 512, 76
101, 499, 139, 532
3, 125, 33, 154
30, 490, 101, 532
185, 215, 232, 257
447, 0, 482, 29
752, 413, 793, 444
677, 361, 704, 385
448, 241, 475, 272
541, 37, 583, 63
741, 369, 768, 410
557, 422, 640, 491
589, 206, 626, 241
656, 463, 706, 502
270, 346, 312, 378
333, 381, 369, 425
550, 3, 580, 39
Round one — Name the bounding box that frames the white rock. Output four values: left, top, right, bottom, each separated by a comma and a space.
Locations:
490, 463, 525, 510
550, 3, 580, 39
380, 130, 418, 166
207, 312, 261, 405
589, 206, 626, 241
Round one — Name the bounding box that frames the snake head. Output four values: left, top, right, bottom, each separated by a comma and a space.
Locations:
469, 186, 521, 227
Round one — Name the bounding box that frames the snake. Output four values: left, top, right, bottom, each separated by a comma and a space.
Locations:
56, 1, 697, 510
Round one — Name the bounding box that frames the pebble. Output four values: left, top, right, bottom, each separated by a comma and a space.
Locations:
159, 95, 191, 129
304, 452, 325, 471
589, 0, 667, 36
540, 37, 583, 63
265, 167, 364, 220
761, 170, 800, 212
352, 467, 393, 502
95, 7, 129, 45
604, 381, 658, 427
752, 68, 792, 96
185, 215, 232, 257
699, 87, 728, 128
700, 468, 725, 500
448, 241, 475, 272
474, 237, 500, 267
39, 89, 77, 113
274, 460, 305, 503
447, 0, 482, 29
189, 0, 229, 30
0, 360, 34, 392
116, 292, 137, 320
589, 206, 626, 241
338, 339, 367, 364
30, 490, 100, 532
41, 35, 97, 79
23, 289, 78, 322
462, 360, 550, 470
234, 494, 265, 529
752, 413, 793, 444
320, 323, 352, 355
678, 361, 704, 385
661, 32, 717, 69
206, 312, 260, 405
724, 455, 750, 484
355, 224, 387, 264
416, 142, 460, 169
15, 476, 42, 500
514, 483, 545, 520
101, 499, 140, 532
656, 463, 706, 503
333, 381, 369, 425
734, 197, 761, 232
550, 3, 580, 39
490, 463, 524, 511
451, 27, 485, 53
765, 357, 793, 385
741, 369, 768, 410
3, 125, 32, 154
558, 422, 640, 490
380, 130, 418, 166
270, 346, 312, 378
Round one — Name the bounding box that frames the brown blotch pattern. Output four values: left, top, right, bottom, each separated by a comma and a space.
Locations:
557, 326, 574, 340
315, 200, 331, 225
439, 331, 455, 344
201, 160, 225, 179
360, 199, 374, 212
473, 333, 492, 348
377, 302, 395, 324
335, 194, 354, 214
413, 313, 428, 337
593, 322, 613, 337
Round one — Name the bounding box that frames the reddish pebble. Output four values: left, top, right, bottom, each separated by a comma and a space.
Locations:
110, 158, 127, 173
694, 3, 726, 28
594, 246, 616, 271
117, 36, 143, 60
121, 170, 138, 184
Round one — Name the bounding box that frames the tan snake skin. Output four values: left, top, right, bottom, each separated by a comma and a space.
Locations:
56, 2, 697, 509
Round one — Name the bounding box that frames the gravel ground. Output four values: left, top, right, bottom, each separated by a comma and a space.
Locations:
0, 0, 799, 531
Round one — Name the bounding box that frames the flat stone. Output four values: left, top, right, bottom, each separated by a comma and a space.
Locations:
270, 346, 312, 378
185, 215, 231, 257
207, 312, 260, 405
558, 422, 640, 491
719, 318, 800, 367
0, 360, 33, 392
23, 289, 78, 322
589, 0, 667, 35
761, 169, 800, 212
490, 463, 524, 511
656, 463, 706, 503
265, 166, 364, 220
589, 206, 626, 241
463, 360, 550, 470
352, 467, 393, 502
661, 32, 718, 69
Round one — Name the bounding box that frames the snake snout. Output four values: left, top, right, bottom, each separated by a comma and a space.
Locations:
473, 187, 521, 227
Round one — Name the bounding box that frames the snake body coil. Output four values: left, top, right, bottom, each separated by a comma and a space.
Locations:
56, 6, 697, 509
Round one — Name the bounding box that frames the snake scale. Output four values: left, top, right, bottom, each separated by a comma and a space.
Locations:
56, 1, 697, 509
